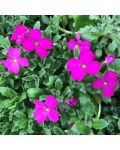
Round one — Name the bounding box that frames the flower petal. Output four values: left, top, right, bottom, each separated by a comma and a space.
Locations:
8, 62, 20, 74
34, 109, 47, 124
10, 24, 22, 41
30, 28, 42, 41
34, 100, 46, 110
39, 38, 53, 50
23, 38, 35, 52
18, 58, 29, 67
67, 58, 80, 72
1, 59, 13, 68
71, 69, 86, 81
104, 71, 118, 81
87, 61, 100, 75
48, 109, 59, 122
103, 85, 115, 98
68, 39, 77, 51
7, 48, 21, 59
79, 40, 91, 53
80, 50, 95, 65
92, 77, 104, 89
45, 95, 58, 109
35, 47, 48, 58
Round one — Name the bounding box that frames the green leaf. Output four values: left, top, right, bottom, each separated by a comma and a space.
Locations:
92, 119, 108, 129
71, 121, 86, 134
55, 78, 63, 90
42, 16, 49, 25
73, 15, 94, 30
0, 87, 17, 98
34, 21, 41, 29
96, 49, 102, 58
60, 112, 68, 126
73, 46, 80, 58
80, 93, 95, 116
27, 88, 46, 99
54, 126, 64, 135
117, 120, 120, 130
43, 128, 51, 135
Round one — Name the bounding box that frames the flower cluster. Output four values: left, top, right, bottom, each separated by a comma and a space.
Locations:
2, 24, 53, 74
1, 25, 119, 125
67, 38, 100, 81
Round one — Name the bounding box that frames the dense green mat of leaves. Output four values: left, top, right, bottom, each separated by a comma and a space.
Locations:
0, 15, 120, 135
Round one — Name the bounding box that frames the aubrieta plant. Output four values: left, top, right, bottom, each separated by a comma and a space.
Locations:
0, 15, 120, 135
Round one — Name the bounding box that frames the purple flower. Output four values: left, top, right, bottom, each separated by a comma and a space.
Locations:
92, 71, 119, 98
68, 33, 91, 54
34, 95, 59, 124
10, 24, 28, 44
67, 98, 78, 106
67, 50, 100, 81
105, 54, 115, 64
2, 48, 29, 74
23, 28, 53, 58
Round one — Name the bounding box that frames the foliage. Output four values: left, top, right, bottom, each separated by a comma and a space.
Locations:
0, 15, 120, 135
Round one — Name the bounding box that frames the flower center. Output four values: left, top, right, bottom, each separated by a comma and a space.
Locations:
13, 58, 18, 63
35, 42, 39, 46
45, 108, 49, 112
18, 35, 21, 38
82, 64, 87, 69
104, 82, 107, 86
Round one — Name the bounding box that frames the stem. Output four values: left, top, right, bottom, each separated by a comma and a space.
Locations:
96, 101, 101, 119
100, 61, 106, 69
59, 27, 74, 35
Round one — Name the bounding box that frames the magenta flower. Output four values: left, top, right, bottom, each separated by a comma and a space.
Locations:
69, 123, 74, 128
10, 24, 28, 44
1, 48, 29, 74
92, 71, 119, 98
34, 95, 59, 124
67, 50, 100, 81
105, 54, 115, 64
68, 33, 91, 53
67, 98, 78, 106
23, 28, 53, 58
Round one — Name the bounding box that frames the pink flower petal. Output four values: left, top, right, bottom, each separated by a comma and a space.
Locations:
7, 48, 20, 59
104, 71, 118, 81
67, 58, 80, 72
34, 109, 47, 124
68, 39, 77, 51
71, 69, 86, 81
8, 62, 20, 74
45, 95, 58, 109
92, 77, 104, 89
48, 109, 59, 122
39, 38, 53, 50
18, 58, 29, 67
107, 80, 119, 88
23, 38, 35, 52
79, 50, 95, 65
30, 28, 42, 41
87, 61, 100, 75
35, 47, 48, 58
103, 85, 115, 98
34, 100, 46, 110
1, 59, 13, 68
76, 33, 81, 41
10, 24, 23, 41
10, 24, 28, 44
79, 40, 91, 53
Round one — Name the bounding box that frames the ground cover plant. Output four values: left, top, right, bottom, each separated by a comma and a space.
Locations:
0, 15, 120, 135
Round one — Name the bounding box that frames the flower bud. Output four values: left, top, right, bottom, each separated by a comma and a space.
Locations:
105, 54, 115, 64
76, 33, 81, 41
67, 98, 78, 106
